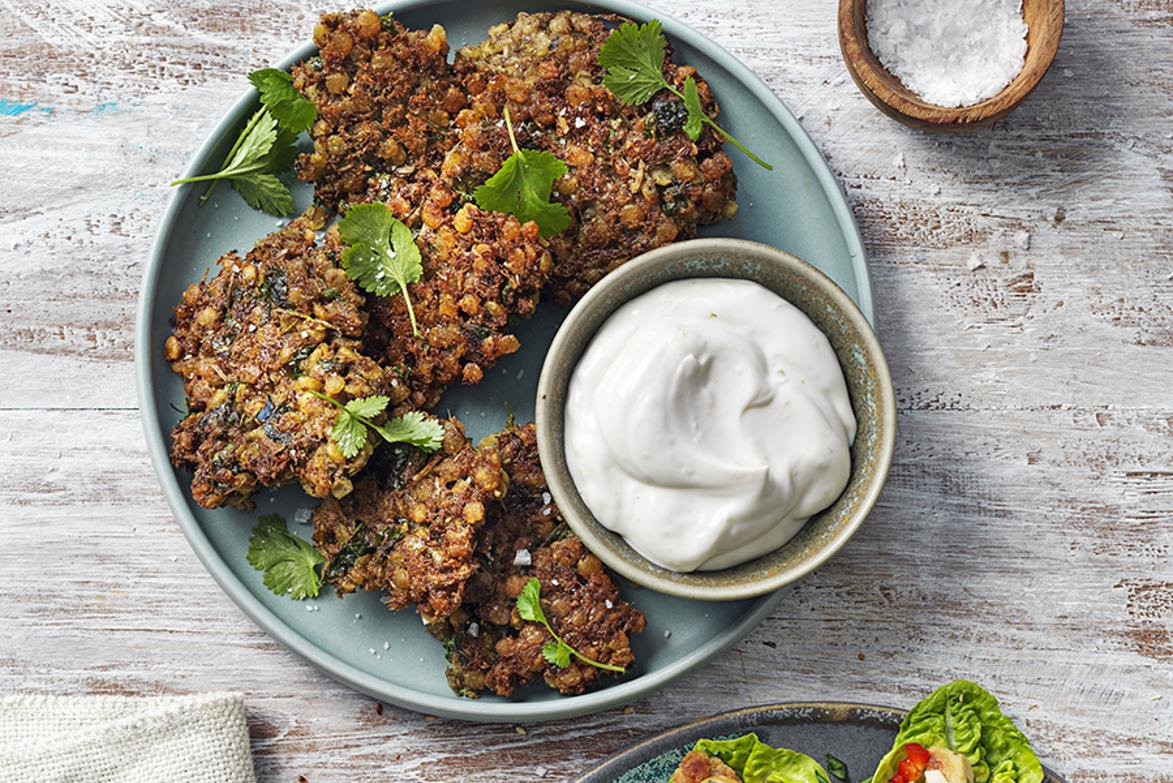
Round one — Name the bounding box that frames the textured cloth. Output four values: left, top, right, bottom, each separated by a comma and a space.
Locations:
0, 693, 257, 783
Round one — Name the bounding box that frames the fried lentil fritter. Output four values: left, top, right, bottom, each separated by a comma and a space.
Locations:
167, 209, 397, 509
312, 418, 508, 621
436, 424, 646, 697
293, 12, 553, 408
450, 11, 738, 304
670, 751, 743, 783
313, 421, 644, 697
365, 193, 552, 412
293, 10, 465, 211
297, 9, 738, 309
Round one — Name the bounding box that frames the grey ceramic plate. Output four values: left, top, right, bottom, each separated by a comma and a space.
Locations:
575, 703, 1067, 783
136, 0, 871, 721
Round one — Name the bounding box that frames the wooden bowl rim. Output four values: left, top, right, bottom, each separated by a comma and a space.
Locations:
837, 0, 1064, 129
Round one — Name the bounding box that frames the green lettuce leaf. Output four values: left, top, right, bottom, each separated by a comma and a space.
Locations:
871, 681, 1043, 783
693, 734, 830, 783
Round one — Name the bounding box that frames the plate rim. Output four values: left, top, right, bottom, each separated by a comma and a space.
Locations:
572, 701, 1067, 783
135, 0, 870, 722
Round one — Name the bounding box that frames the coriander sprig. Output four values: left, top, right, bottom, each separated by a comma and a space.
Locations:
172, 66, 317, 214
309, 391, 444, 459
599, 19, 773, 171
473, 107, 571, 238
516, 577, 626, 673
246, 514, 325, 600
337, 203, 424, 336
171, 107, 299, 215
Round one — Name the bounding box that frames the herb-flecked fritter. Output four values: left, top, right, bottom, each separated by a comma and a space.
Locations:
313, 420, 644, 697
312, 418, 508, 621
364, 190, 552, 412
450, 11, 738, 304
436, 424, 646, 697
293, 10, 465, 211
293, 11, 553, 409
167, 209, 397, 509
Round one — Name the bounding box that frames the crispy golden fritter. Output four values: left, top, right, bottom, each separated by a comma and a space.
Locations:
294, 9, 466, 211
298, 9, 737, 308
670, 751, 744, 783
451, 11, 738, 304
167, 209, 397, 509
312, 419, 508, 621
364, 191, 552, 412
293, 11, 553, 409
313, 421, 644, 697
437, 424, 646, 698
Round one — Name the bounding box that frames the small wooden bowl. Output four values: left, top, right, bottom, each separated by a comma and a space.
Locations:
838, 0, 1064, 130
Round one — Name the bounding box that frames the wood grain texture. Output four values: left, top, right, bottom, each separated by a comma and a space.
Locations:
0, 1, 1170, 782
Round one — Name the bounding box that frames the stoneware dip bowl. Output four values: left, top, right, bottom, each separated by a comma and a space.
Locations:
535, 238, 896, 601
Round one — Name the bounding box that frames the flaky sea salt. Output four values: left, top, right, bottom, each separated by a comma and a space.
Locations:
866, 0, 1028, 107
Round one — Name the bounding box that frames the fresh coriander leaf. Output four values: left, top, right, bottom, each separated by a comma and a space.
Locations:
598, 20, 773, 171
472, 107, 570, 238
515, 578, 627, 673
338, 203, 423, 335
370, 410, 445, 451
170, 108, 298, 216
542, 640, 572, 669
343, 395, 390, 420
310, 392, 443, 459
232, 172, 295, 216
246, 514, 325, 600
825, 754, 849, 782
598, 19, 668, 106
516, 576, 545, 623
230, 126, 299, 215
682, 76, 704, 141
249, 67, 317, 134
228, 108, 279, 172
330, 410, 369, 460
540, 640, 559, 665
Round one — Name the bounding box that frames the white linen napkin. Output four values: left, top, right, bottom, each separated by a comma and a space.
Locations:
0, 692, 257, 783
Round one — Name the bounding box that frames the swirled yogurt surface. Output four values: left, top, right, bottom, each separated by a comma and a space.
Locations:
564, 278, 857, 572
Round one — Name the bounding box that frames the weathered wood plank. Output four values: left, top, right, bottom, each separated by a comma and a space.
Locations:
0, 0, 1169, 780
0, 408, 1168, 780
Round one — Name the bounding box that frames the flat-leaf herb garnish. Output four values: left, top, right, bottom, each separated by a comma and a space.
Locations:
473, 107, 571, 238
171, 107, 299, 215
246, 514, 325, 600
337, 203, 424, 336
171, 68, 316, 215
309, 391, 444, 459
516, 577, 626, 673
248, 67, 318, 134
599, 19, 773, 171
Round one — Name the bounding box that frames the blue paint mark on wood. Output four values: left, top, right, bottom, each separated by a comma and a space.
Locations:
91, 101, 119, 116
0, 100, 44, 117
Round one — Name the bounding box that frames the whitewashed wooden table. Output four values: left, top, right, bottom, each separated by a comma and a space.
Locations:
1, 1, 1170, 780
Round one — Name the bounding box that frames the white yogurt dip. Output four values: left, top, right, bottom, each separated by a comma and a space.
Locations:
564, 278, 857, 572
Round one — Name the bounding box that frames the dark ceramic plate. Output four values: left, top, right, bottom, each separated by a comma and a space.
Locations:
575, 703, 1066, 783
